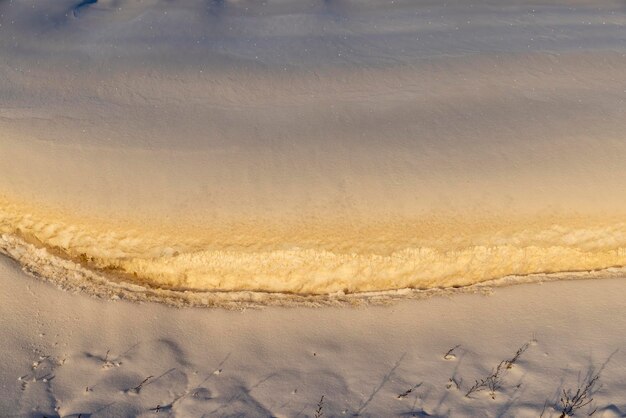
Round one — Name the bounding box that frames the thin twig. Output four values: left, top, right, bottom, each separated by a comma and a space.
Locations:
131, 375, 154, 394
314, 395, 325, 418
444, 345, 461, 360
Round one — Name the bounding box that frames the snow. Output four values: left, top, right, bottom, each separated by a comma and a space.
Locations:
1, 0, 626, 415
2, 256, 626, 417
2, 0, 626, 295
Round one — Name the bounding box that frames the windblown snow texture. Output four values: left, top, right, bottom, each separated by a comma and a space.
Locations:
1, 0, 626, 300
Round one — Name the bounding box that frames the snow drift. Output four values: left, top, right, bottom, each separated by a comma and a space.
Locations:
1, 0, 626, 301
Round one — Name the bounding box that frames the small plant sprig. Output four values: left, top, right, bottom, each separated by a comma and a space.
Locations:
505, 342, 530, 370
314, 395, 325, 418
129, 375, 153, 394
444, 345, 461, 360
465, 360, 506, 399
559, 373, 599, 417
397, 383, 422, 399
101, 349, 122, 369
465, 341, 531, 399
446, 377, 461, 390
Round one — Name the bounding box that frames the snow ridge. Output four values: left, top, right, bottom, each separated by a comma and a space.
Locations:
0, 212, 626, 309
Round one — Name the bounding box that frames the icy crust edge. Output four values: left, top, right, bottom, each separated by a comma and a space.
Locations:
2, 232, 624, 310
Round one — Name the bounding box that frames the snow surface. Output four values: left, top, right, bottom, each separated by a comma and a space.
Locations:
1, 0, 626, 414
1, 256, 626, 417
2, 0, 626, 294
2, 0, 626, 295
